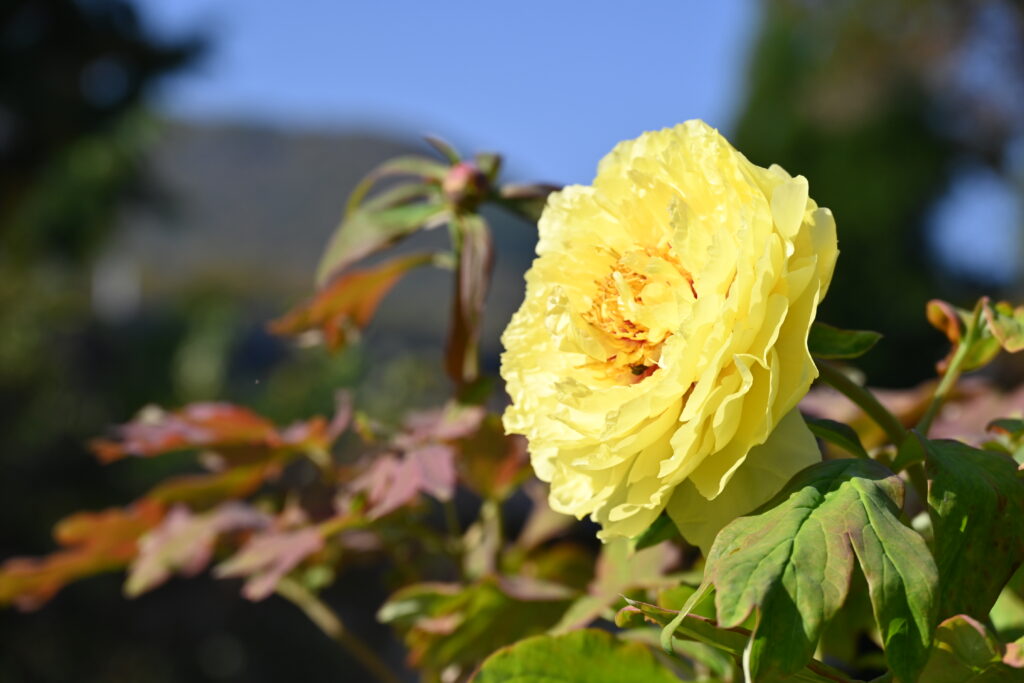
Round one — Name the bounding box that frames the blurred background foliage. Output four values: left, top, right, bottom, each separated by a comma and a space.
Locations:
0, 0, 1021, 681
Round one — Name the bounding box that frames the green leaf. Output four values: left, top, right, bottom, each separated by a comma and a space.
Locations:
805, 416, 871, 460
380, 578, 571, 679
273, 252, 437, 350
706, 459, 937, 682
474, 152, 502, 181
808, 321, 882, 359
983, 300, 1024, 353
919, 614, 1024, 682
632, 513, 680, 551
344, 156, 448, 213
424, 135, 461, 165
549, 538, 677, 634
990, 577, 1024, 642
473, 629, 680, 683
617, 599, 850, 683
988, 418, 1024, 441
926, 299, 1001, 372
316, 201, 448, 285
922, 436, 1024, 620
496, 183, 560, 222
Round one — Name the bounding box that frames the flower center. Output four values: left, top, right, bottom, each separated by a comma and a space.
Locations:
581, 245, 696, 381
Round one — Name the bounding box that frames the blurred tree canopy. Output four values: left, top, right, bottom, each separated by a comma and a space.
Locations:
0, 0, 202, 263
733, 0, 1024, 385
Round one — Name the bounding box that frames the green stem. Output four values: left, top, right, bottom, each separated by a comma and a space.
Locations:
916, 303, 983, 436
817, 361, 907, 446
276, 578, 401, 683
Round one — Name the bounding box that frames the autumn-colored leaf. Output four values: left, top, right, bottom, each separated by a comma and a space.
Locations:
91, 403, 278, 463
149, 466, 267, 509
214, 525, 325, 601
394, 402, 486, 448
984, 299, 1024, 353
270, 252, 436, 351
926, 299, 1001, 373
125, 503, 269, 597
352, 445, 457, 519
496, 183, 560, 222
0, 501, 164, 610
446, 214, 494, 387
92, 394, 350, 467
457, 414, 530, 501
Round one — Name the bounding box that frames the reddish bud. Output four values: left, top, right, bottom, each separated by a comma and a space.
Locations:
442, 162, 489, 210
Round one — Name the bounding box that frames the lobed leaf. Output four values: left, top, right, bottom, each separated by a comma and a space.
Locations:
706, 458, 937, 682
983, 300, 1024, 354
91, 400, 344, 465
922, 435, 1024, 620
0, 502, 164, 610
214, 524, 325, 601
617, 599, 847, 682
351, 447, 457, 520
125, 503, 269, 597
380, 578, 571, 680
271, 252, 437, 351
808, 321, 882, 359
91, 403, 277, 463
919, 614, 1024, 682
473, 629, 680, 683
926, 300, 1001, 372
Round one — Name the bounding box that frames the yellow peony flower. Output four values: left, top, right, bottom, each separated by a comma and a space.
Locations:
500, 121, 837, 550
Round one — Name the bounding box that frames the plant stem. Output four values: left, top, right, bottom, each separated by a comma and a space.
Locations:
916, 303, 983, 436
817, 362, 907, 446
276, 578, 401, 683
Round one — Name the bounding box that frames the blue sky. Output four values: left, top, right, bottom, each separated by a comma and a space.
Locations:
137, 0, 757, 185
136, 0, 1019, 282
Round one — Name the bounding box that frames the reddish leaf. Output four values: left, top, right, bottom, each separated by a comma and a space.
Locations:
395, 402, 486, 449
214, 526, 325, 601
126, 503, 269, 597
91, 403, 277, 463
270, 252, 436, 351
352, 445, 457, 519
456, 414, 530, 501
927, 299, 965, 346
927, 299, 1001, 372
0, 502, 164, 610
445, 214, 494, 387
496, 183, 560, 222
145, 464, 274, 509
92, 394, 350, 466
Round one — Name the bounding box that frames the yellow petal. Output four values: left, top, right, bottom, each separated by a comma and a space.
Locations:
665, 408, 821, 553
